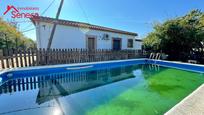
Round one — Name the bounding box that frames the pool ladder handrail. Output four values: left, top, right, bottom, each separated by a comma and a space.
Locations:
149, 53, 161, 60
149, 53, 161, 67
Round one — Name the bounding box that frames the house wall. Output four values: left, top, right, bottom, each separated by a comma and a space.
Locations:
35, 22, 142, 50
135, 40, 143, 50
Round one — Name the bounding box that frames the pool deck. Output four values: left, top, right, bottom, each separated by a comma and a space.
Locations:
165, 84, 204, 115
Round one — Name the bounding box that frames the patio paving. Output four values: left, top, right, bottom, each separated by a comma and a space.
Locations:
165, 84, 204, 115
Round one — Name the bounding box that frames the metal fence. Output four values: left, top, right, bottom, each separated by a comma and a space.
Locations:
0, 48, 146, 70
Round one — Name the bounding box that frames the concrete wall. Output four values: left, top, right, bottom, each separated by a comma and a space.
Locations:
35, 22, 142, 50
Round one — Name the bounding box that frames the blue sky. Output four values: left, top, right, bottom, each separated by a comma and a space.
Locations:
0, 0, 204, 41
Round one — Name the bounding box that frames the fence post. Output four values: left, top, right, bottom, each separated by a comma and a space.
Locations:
24, 49, 28, 67
55, 49, 59, 64
53, 49, 56, 64
10, 49, 15, 68
31, 48, 35, 66
0, 49, 5, 69
64, 49, 67, 63
28, 49, 32, 66
35, 48, 39, 66
15, 49, 19, 67
19, 49, 23, 67
4, 49, 10, 68
38, 48, 42, 65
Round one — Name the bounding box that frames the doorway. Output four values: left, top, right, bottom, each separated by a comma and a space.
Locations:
87, 36, 96, 50
112, 38, 122, 50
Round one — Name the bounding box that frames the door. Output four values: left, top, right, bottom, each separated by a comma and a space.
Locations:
112, 38, 122, 50
87, 37, 96, 50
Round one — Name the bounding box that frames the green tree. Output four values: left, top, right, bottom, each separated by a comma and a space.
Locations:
0, 18, 36, 49
143, 10, 204, 62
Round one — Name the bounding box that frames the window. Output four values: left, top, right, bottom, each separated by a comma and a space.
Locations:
127, 39, 133, 48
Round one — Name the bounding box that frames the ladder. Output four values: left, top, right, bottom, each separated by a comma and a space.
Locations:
149, 53, 161, 60
149, 53, 161, 67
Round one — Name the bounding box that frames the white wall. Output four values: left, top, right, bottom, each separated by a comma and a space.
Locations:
35, 22, 142, 50
135, 40, 143, 50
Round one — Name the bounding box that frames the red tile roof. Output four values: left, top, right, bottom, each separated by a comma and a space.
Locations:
30, 16, 138, 36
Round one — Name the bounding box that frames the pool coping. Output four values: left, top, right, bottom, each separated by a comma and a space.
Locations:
165, 83, 204, 115
1, 58, 204, 75
0, 58, 146, 75
152, 59, 204, 73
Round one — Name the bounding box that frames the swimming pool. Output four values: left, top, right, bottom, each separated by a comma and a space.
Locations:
0, 59, 204, 115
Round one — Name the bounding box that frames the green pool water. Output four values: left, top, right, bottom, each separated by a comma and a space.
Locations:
0, 64, 204, 115
86, 65, 204, 115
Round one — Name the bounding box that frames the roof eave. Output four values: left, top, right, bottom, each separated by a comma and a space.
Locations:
30, 16, 138, 36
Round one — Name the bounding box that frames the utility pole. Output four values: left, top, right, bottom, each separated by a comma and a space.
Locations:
47, 0, 64, 50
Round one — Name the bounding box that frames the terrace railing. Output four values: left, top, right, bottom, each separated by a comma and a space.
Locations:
0, 48, 146, 70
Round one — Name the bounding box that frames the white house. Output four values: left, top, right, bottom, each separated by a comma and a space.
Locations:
31, 16, 142, 50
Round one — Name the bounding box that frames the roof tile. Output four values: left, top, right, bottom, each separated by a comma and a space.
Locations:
31, 16, 138, 36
